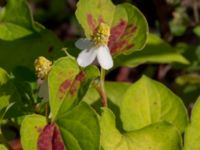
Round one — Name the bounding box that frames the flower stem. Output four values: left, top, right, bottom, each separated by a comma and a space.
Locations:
100, 68, 107, 107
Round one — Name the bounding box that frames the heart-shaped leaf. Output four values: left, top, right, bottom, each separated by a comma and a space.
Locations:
184, 96, 200, 150
76, 0, 148, 56
49, 57, 99, 120
56, 102, 100, 150
120, 75, 188, 133
38, 123, 66, 150
48, 57, 80, 120
20, 114, 47, 150
100, 108, 182, 150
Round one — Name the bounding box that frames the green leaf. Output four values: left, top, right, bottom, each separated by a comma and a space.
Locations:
0, 103, 15, 125
100, 108, 127, 150
193, 26, 200, 37
0, 145, 8, 150
174, 44, 200, 72
83, 82, 130, 131
100, 108, 182, 150
49, 57, 99, 121
76, 0, 148, 56
176, 74, 200, 85
184, 96, 200, 150
0, 0, 42, 40
0, 68, 9, 86
76, 66, 100, 102
0, 0, 33, 29
0, 30, 63, 71
20, 114, 47, 150
57, 102, 100, 150
120, 75, 188, 133
127, 122, 182, 150
174, 74, 200, 105
0, 69, 33, 120
114, 34, 189, 68
82, 87, 99, 105
0, 68, 20, 111
49, 57, 80, 120
83, 81, 130, 116
170, 22, 186, 36
0, 23, 33, 41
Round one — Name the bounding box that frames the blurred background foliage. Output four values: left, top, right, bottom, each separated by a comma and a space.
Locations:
0, 0, 200, 109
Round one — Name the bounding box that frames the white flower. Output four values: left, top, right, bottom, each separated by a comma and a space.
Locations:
76, 23, 113, 70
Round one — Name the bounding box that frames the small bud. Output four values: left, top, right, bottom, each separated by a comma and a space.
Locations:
34, 56, 52, 79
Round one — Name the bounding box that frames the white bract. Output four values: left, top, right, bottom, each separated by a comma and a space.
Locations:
38, 79, 49, 101
76, 23, 113, 70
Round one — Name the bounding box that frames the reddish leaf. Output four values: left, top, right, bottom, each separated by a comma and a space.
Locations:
38, 124, 66, 150
58, 71, 85, 100
69, 71, 85, 95
87, 14, 97, 32
98, 16, 104, 24
59, 80, 72, 99
48, 57, 80, 120
76, 1, 148, 57
109, 21, 137, 55
87, 13, 105, 33
108, 20, 128, 50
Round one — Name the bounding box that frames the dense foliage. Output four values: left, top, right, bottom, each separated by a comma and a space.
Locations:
0, 0, 200, 150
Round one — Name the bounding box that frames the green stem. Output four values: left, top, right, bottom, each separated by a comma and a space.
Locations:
100, 68, 107, 107
62, 48, 75, 60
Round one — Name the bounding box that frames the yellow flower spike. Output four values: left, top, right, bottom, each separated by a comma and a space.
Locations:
92, 23, 110, 46
34, 56, 52, 79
